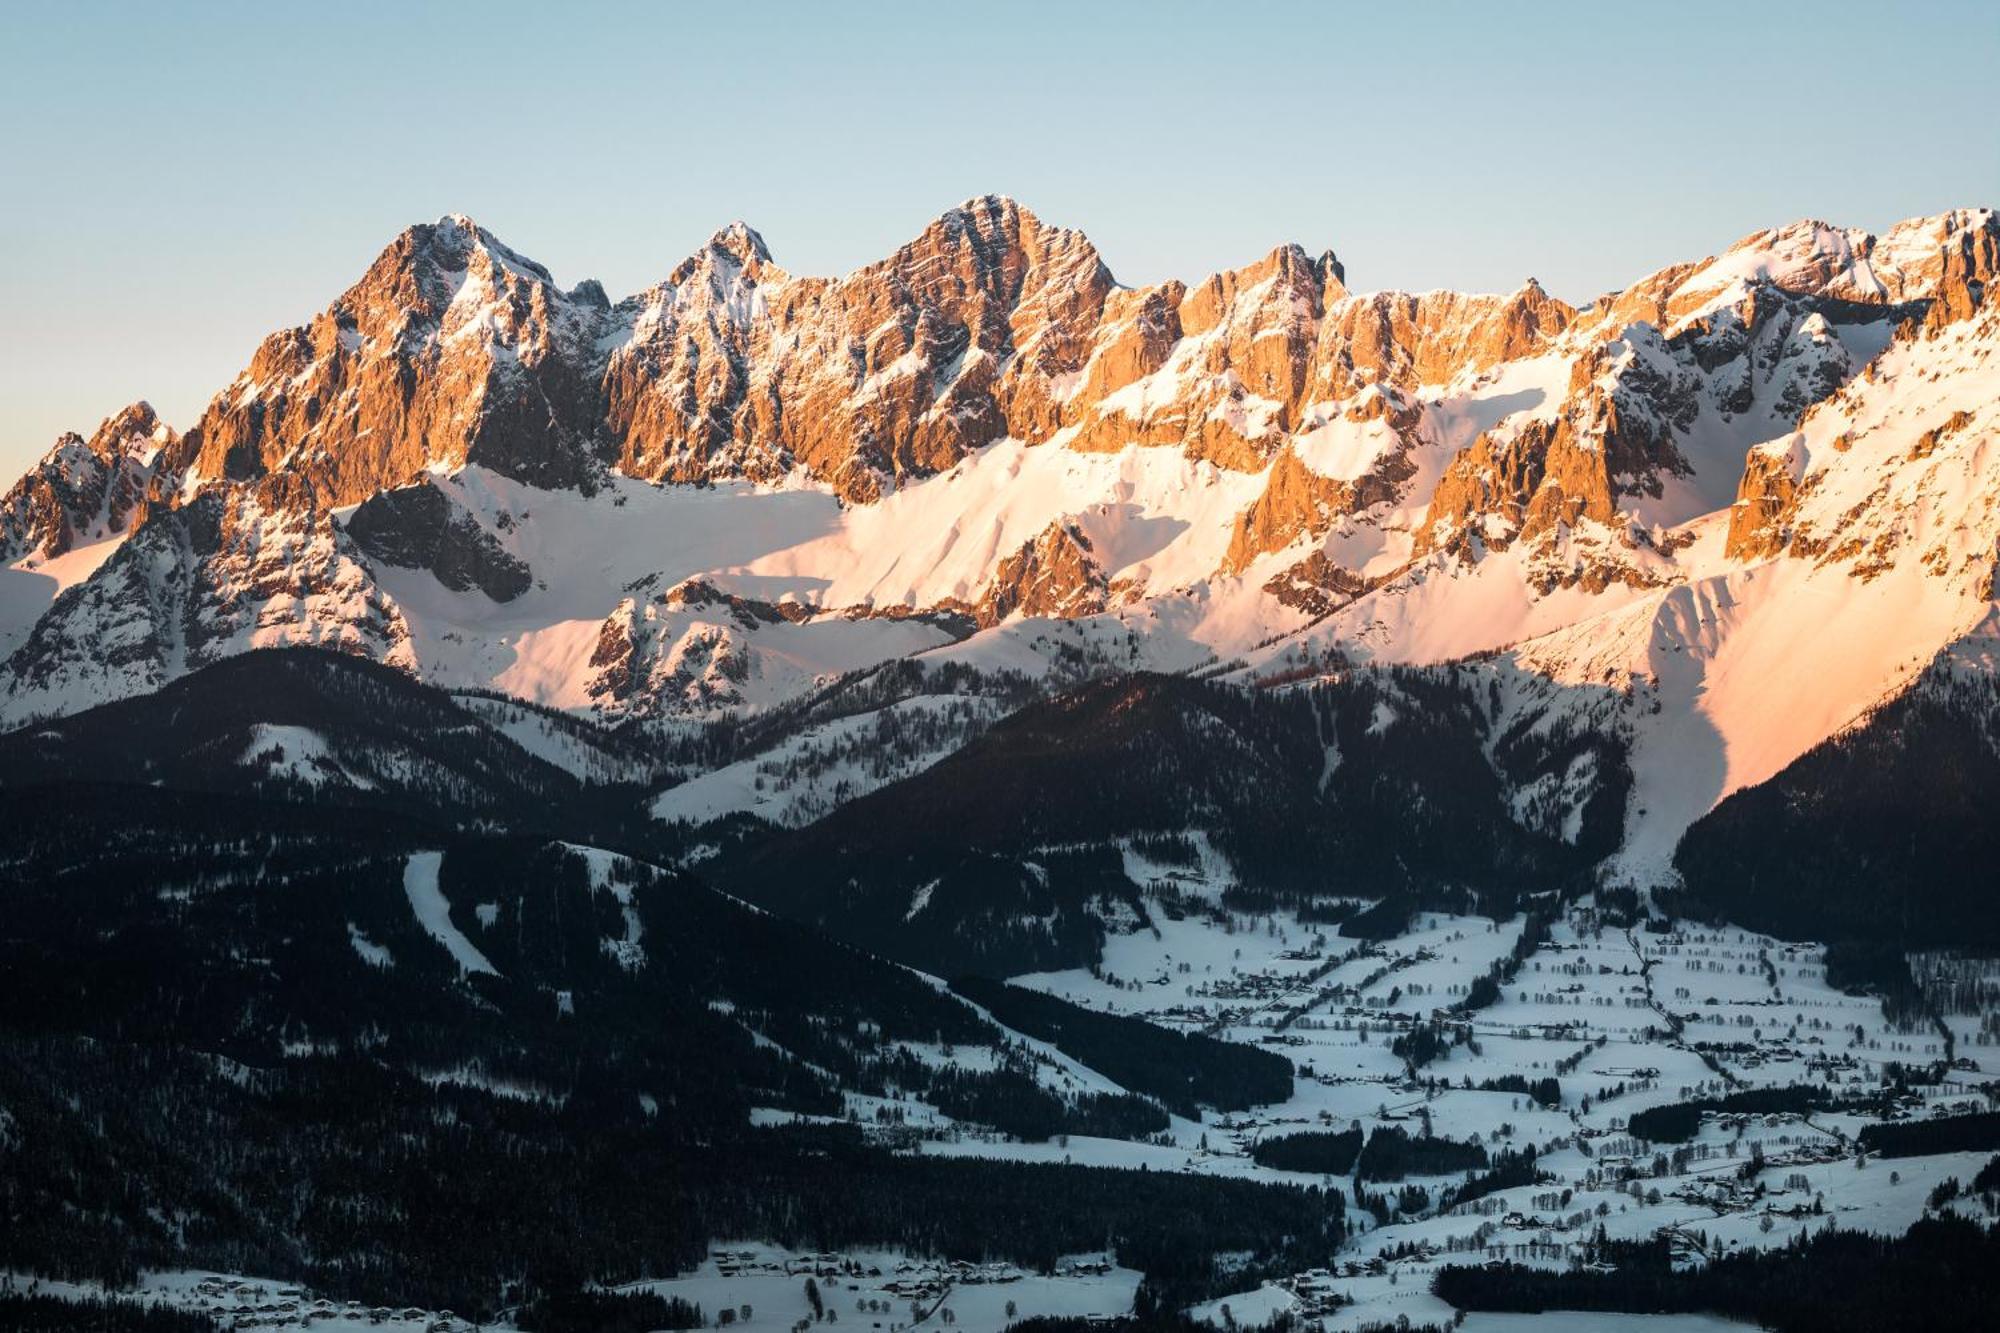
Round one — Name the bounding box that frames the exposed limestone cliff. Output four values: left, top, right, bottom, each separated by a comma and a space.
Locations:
163, 216, 611, 504
1725, 439, 1804, 560
977, 522, 1109, 627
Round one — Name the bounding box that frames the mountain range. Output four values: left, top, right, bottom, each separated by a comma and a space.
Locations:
3, 195, 1997, 905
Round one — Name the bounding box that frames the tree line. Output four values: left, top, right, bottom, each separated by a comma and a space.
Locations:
1434, 1214, 2000, 1333
950, 977, 1292, 1116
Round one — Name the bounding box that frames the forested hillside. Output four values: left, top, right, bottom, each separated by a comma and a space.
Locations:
717, 670, 1616, 975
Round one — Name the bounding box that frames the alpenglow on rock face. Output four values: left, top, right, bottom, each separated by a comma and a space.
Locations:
4, 197, 1999, 884
0, 402, 175, 564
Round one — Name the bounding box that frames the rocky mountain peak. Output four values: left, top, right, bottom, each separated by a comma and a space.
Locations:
705, 219, 772, 267
86, 401, 170, 458
660, 220, 777, 291
430, 212, 553, 277
1252, 241, 1345, 295
344, 214, 558, 331
853, 198, 1115, 351
1595, 209, 2000, 340
0, 402, 177, 564
567, 277, 611, 309
1320, 250, 1348, 291
940, 192, 1035, 240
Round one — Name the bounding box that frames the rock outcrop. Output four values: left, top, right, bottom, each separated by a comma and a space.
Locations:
977, 522, 1109, 626
1222, 425, 1417, 575
604, 198, 1119, 501
346, 479, 532, 602
2, 480, 411, 720
0, 402, 173, 562
584, 577, 814, 714
1725, 438, 1804, 560
1315, 280, 1575, 398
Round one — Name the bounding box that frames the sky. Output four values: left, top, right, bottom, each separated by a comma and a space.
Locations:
3, 0, 1996, 477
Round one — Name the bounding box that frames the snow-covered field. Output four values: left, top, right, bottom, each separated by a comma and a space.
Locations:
2, 1245, 1141, 1333
402, 850, 499, 977
1, 1271, 490, 1332
618, 1243, 1140, 1333
732, 873, 1999, 1331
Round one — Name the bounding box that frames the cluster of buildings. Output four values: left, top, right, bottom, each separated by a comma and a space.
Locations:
181, 1276, 468, 1330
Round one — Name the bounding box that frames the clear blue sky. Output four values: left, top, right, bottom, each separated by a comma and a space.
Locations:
4, 0, 1996, 477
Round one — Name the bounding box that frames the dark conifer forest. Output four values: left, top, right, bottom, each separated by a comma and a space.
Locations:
1434, 1214, 2000, 1333
0, 656, 1356, 1318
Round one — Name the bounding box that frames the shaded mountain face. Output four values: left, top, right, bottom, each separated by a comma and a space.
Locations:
714, 670, 1624, 975
3, 198, 1999, 896
345, 476, 533, 601
0, 648, 630, 830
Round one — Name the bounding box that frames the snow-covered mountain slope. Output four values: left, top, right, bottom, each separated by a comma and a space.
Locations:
4, 199, 1997, 886
0, 402, 176, 656
0, 401, 173, 560
650, 690, 1012, 829
1483, 290, 2000, 884
1673, 610, 2000, 945
2, 478, 415, 721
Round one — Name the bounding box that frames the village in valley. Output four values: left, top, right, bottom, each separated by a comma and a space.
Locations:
728, 840, 2000, 1331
